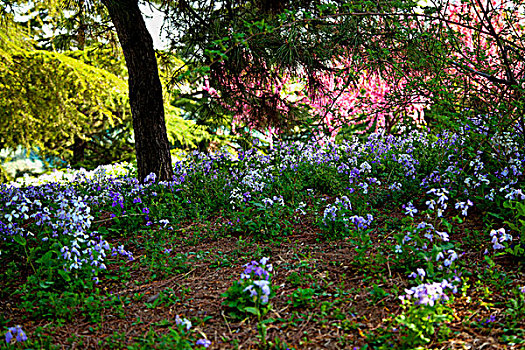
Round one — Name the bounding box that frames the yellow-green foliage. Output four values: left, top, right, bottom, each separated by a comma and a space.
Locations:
0, 19, 224, 182
0, 21, 129, 160
64, 44, 128, 80
165, 106, 214, 150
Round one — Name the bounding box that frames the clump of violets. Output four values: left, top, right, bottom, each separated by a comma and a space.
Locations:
173, 315, 210, 348
222, 257, 274, 319
490, 228, 513, 250
241, 257, 273, 304
175, 315, 192, 330
0, 181, 134, 285
321, 196, 373, 238
396, 277, 459, 346
195, 338, 211, 348
400, 277, 459, 306
5, 325, 27, 344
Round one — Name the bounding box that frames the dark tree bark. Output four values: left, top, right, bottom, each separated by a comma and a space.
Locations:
72, 136, 87, 164
101, 0, 173, 182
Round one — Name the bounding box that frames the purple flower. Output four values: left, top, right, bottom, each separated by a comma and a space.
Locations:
403, 202, 418, 217
490, 228, 509, 250
484, 315, 496, 324
253, 279, 271, 297
196, 339, 211, 348
144, 173, 156, 183
401, 278, 458, 306
243, 285, 258, 297
5, 325, 27, 344
436, 231, 449, 242
5, 331, 12, 344
175, 315, 192, 330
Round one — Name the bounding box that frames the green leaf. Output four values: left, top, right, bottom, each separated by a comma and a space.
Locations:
58, 269, 71, 282
36, 251, 53, 265
488, 212, 504, 220
39, 280, 53, 289
244, 307, 260, 317
516, 202, 525, 216
13, 234, 26, 246
261, 318, 275, 324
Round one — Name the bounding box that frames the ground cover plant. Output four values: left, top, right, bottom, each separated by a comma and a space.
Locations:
1, 118, 525, 349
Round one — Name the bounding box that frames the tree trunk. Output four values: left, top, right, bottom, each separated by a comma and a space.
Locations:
72, 136, 87, 165
101, 0, 173, 182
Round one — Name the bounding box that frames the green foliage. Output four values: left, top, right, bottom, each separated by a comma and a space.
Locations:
503, 199, 525, 257
125, 323, 209, 350
144, 288, 181, 309
0, 21, 130, 168
0, 21, 223, 179
504, 286, 525, 328
395, 301, 454, 346
298, 162, 345, 196
165, 107, 218, 151
222, 259, 274, 321
231, 198, 294, 240
222, 279, 263, 320
19, 289, 126, 323
64, 44, 127, 79
288, 288, 316, 308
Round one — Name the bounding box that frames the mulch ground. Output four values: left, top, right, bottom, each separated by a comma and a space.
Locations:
2, 212, 524, 349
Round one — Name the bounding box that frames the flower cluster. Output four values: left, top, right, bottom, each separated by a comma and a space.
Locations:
436, 250, 459, 268
0, 182, 133, 281
175, 315, 210, 348
5, 325, 27, 344
175, 315, 192, 330
455, 199, 474, 216
222, 257, 274, 320
490, 228, 513, 250
400, 278, 459, 307
321, 195, 373, 239
261, 195, 284, 207
426, 188, 449, 217
241, 257, 273, 304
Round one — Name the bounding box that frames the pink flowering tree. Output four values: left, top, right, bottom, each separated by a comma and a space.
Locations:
416, 0, 525, 133
183, 0, 525, 140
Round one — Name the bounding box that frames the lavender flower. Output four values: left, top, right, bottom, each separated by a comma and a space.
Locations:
436, 231, 450, 242
5, 325, 27, 344
400, 278, 458, 306
455, 200, 473, 216
144, 172, 156, 183
196, 339, 211, 348
175, 315, 192, 330
490, 228, 512, 250
240, 257, 273, 305
403, 202, 418, 217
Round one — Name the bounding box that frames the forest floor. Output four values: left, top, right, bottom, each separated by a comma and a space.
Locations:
3, 206, 524, 349
2, 128, 525, 349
